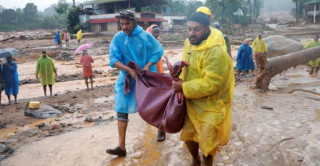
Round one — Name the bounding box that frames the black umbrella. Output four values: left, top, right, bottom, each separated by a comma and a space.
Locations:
0, 48, 19, 58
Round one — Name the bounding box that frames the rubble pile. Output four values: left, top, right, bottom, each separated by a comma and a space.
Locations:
55, 51, 75, 61
259, 12, 295, 25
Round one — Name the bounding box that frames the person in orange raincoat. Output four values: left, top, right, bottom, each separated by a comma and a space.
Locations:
80, 50, 94, 91
146, 24, 164, 73
146, 24, 166, 142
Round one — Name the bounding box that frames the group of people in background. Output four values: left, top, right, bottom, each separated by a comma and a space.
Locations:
0, 44, 94, 105
54, 29, 83, 48
235, 34, 268, 81
235, 33, 320, 80
0, 51, 56, 105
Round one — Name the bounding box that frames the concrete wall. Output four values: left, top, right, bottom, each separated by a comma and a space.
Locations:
107, 22, 119, 33
90, 23, 118, 33
90, 24, 100, 32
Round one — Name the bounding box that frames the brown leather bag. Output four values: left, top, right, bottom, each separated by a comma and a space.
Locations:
124, 59, 189, 133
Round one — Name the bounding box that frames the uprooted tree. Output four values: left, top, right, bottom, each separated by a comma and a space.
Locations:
255, 46, 320, 90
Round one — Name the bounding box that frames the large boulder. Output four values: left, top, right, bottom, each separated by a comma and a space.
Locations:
25, 104, 63, 119
264, 35, 304, 58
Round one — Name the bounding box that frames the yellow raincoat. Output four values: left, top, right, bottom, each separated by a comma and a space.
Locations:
76, 30, 83, 40
36, 55, 56, 85
252, 36, 267, 53
180, 28, 235, 157
304, 41, 320, 67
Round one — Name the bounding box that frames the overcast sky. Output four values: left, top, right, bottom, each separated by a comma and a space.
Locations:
0, 0, 87, 11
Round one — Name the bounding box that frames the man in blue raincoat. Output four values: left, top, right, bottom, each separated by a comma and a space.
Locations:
2, 56, 19, 104
0, 61, 3, 105
236, 39, 255, 80
55, 31, 61, 47
106, 10, 163, 157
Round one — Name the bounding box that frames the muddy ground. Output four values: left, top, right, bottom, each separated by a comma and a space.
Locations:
0, 28, 320, 166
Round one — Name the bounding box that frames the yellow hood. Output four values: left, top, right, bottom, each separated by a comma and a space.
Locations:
186, 27, 226, 51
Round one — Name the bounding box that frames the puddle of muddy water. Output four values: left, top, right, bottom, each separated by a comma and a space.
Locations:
0, 118, 54, 139
277, 82, 320, 95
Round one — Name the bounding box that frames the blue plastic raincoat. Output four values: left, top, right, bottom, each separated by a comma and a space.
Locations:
109, 25, 163, 114
2, 61, 19, 95
236, 43, 255, 71
55, 31, 60, 44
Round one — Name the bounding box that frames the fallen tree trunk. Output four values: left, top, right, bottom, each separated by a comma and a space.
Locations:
0, 36, 15, 42
255, 46, 320, 90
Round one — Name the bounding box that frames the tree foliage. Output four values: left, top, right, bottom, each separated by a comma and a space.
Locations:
163, 0, 202, 16
204, 0, 263, 25
55, 0, 69, 15
44, 4, 58, 16
1, 9, 18, 24
23, 3, 38, 22
0, 3, 67, 31
67, 7, 82, 33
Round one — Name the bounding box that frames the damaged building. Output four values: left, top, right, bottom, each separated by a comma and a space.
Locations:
304, 2, 320, 23
79, 0, 168, 33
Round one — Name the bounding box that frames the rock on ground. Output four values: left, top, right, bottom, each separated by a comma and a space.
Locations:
264, 35, 304, 57
25, 104, 63, 119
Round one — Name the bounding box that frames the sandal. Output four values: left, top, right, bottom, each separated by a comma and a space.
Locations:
106, 146, 126, 157
156, 130, 166, 142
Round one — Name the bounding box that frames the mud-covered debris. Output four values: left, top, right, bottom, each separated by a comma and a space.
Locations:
0, 144, 6, 153
0, 122, 6, 129
55, 52, 74, 61
25, 105, 63, 119
85, 117, 94, 122
59, 123, 67, 127
260, 106, 274, 110
36, 123, 45, 129
0, 155, 6, 161
94, 69, 103, 74
108, 69, 119, 76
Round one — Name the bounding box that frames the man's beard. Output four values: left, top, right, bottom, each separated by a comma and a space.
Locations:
189, 30, 210, 46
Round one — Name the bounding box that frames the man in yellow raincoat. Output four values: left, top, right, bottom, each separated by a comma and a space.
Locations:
172, 12, 235, 166
196, 7, 230, 56
36, 51, 57, 97
305, 34, 320, 75
252, 34, 267, 71
76, 29, 83, 44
